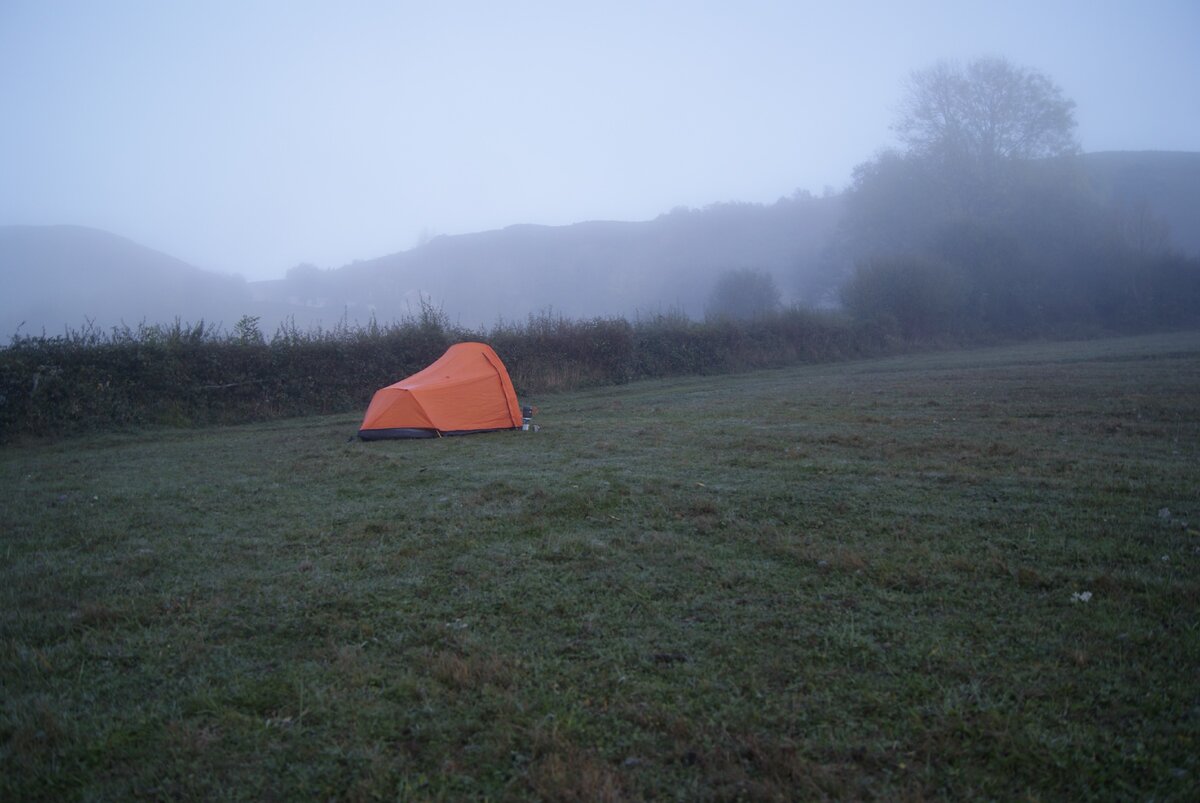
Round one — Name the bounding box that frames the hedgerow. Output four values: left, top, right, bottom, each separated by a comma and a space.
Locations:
0, 306, 876, 440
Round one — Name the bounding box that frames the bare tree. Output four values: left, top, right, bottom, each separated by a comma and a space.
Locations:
894, 57, 1078, 170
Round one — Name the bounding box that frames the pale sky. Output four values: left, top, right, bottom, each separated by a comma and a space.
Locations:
2, 0, 1197, 280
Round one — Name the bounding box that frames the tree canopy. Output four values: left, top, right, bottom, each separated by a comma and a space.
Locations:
893, 57, 1079, 169
705, 268, 781, 321
830, 56, 1199, 338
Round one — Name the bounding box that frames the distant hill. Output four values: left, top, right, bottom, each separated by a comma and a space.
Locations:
249, 194, 844, 329
0, 225, 251, 338
2, 151, 1196, 338
252, 151, 1199, 330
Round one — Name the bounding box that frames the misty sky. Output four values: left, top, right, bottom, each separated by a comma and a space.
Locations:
2, 1, 1198, 281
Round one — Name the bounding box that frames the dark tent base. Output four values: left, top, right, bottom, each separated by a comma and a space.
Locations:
358, 427, 438, 440
358, 426, 518, 441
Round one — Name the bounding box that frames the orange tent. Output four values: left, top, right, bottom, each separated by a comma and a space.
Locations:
358, 342, 523, 439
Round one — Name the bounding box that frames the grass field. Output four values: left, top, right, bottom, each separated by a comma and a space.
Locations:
3, 332, 1199, 800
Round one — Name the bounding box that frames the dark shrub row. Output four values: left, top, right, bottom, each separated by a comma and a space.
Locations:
840, 223, 1200, 342
0, 307, 881, 440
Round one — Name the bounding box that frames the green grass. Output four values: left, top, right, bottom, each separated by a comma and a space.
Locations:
3, 332, 1199, 800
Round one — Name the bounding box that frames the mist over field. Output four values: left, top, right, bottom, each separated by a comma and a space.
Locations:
1, 2, 1199, 338
3, 149, 1197, 341
3, 147, 1199, 339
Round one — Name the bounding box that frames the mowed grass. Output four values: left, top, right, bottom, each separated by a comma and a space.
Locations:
2, 332, 1199, 801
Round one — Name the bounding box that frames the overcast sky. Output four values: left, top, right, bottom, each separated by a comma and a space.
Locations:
2, 0, 1197, 280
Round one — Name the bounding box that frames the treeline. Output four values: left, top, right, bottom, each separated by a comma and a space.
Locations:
840, 227, 1200, 340
0, 306, 881, 441
831, 58, 1200, 340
